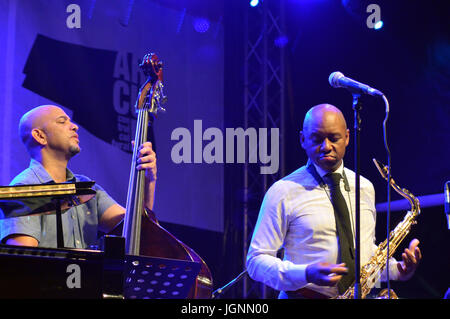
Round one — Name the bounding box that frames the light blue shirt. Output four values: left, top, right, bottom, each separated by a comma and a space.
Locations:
0, 159, 118, 249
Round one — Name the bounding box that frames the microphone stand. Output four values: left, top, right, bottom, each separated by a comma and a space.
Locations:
352, 93, 362, 299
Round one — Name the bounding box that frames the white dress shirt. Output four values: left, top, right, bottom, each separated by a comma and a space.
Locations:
246, 161, 400, 298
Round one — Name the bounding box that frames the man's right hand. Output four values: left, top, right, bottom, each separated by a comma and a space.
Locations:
305, 262, 349, 287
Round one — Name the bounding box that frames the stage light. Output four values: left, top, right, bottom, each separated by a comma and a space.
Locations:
250, 0, 259, 7
374, 20, 383, 30
193, 17, 210, 33
274, 35, 288, 48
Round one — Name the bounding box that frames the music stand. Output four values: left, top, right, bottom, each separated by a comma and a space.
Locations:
0, 181, 96, 248
123, 254, 201, 299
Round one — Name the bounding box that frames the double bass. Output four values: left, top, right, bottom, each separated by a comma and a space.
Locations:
116, 53, 213, 298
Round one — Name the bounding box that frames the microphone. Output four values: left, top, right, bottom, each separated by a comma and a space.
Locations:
329, 71, 384, 97
445, 181, 450, 229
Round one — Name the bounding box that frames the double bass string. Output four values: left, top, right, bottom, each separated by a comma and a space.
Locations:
123, 99, 149, 255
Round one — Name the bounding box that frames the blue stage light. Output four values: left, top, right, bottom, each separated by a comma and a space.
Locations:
374, 20, 383, 30
250, 0, 259, 7
274, 35, 288, 48
193, 18, 210, 33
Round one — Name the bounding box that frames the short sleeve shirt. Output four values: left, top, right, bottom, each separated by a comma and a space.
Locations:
0, 159, 118, 249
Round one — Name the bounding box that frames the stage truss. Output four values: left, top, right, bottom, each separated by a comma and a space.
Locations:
243, 0, 286, 299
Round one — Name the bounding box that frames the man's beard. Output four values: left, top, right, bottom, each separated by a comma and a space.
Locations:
68, 145, 81, 157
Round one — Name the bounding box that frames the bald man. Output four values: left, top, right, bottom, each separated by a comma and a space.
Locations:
0, 105, 157, 248
246, 104, 421, 299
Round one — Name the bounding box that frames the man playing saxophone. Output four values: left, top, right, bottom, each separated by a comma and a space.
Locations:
246, 104, 422, 298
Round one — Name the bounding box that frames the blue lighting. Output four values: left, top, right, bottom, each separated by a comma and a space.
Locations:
274, 35, 289, 48
250, 0, 259, 7
193, 17, 210, 33
374, 20, 383, 30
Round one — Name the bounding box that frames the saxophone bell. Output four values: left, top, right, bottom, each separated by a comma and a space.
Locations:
377, 288, 398, 299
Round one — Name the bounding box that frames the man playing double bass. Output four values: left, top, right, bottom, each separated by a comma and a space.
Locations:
0, 104, 157, 249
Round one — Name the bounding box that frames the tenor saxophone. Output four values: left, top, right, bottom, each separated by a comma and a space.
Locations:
336, 159, 421, 299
